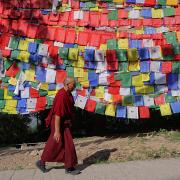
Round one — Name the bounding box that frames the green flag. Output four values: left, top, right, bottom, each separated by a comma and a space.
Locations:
108, 10, 118, 20
172, 62, 180, 73
164, 32, 177, 44
115, 72, 131, 87
9, 37, 19, 49
122, 95, 133, 106
107, 39, 117, 50
116, 49, 127, 61
66, 66, 74, 77
118, 62, 128, 72
95, 102, 105, 115
163, 7, 175, 17
157, 0, 166, 5
10, 50, 20, 60
173, 43, 180, 55
165, 94, 176, 103
0, 89, 4, 100
39, 90, 48, 96
59, 47, 69, 59
0, 100, 5, 109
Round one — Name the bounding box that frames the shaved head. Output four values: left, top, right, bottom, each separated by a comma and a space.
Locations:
64, 77, 76, 92
64, 77, 75, 86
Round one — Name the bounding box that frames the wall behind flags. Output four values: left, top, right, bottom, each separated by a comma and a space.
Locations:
0, 0, 180, 119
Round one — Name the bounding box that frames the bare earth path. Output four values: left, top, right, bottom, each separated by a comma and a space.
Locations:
0, 130, 180, 171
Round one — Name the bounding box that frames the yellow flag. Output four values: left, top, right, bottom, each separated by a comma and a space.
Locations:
72, 59, 84, 67
80, 81, 89, 88
142, 73, 150, 81
135, 28, 144, 35
95, 86, 104, 99
26, 38, 34, 42
18, 51, 30, 63
144, 85, 154, 94
166, 0, 178, 6
18, 40, 29, 51
48, 90, 58, 96
8, 78, 17, 86
90, 6, 99, 11
127, 48, 138, 61
128, 61, 140, 71
105, 104, 116, 117
113, 0, 124, 3
78, 45, 85, 53
68, 48, 78, 60
132, 74, 143, 87
78, 71, 88, 81
40, 83, 49, 90
135, 86, 144, 94
100, 44, 107, 51
76, 27, 84, 32
134, 6, 142, 10
177, 32, 180, 42
118, 39, 129, 49
1, 109, 8, 113
136, 85, 154, 94
152, 8, 163, 18
9, 110, 18, 114
4, 89, 13, 100
78, 55, 84, 61
78, 71, 88, 82
160, 103, 172, 116
5, 100, 17, 107
2, 107, 17, 114
25, 69, 35, 82
74, 67, 84, 77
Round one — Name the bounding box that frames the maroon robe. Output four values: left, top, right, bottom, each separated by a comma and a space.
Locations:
41, 88, 77, 169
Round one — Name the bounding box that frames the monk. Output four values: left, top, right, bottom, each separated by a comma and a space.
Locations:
36, 77, 80, 175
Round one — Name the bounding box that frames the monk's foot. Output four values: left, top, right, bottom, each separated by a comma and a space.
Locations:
65, 167, 81, 175
36, 160, 46, 173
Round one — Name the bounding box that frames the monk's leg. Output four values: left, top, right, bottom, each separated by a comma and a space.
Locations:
64, 128, 78, 169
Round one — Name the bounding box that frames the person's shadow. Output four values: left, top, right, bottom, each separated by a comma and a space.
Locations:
48, 148, 117, 172
77, 148, 117, 171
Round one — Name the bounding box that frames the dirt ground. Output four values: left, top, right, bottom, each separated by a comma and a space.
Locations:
0, 130, 180, 171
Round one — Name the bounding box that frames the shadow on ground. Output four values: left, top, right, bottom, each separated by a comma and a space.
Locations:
47, 148, 117, 172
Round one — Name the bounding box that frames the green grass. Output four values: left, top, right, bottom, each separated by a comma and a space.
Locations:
145, 129, 169, 137
94, 159, 109, 164
168, 131, 180, 141
144, 146, 168, 159
15, 166, 23, 170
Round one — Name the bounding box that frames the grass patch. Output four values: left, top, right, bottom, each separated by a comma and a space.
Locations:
144, 129, 170, 139
168, 131, 180, 141
144, 146, 169, 159
94, 159, 109, 164
15, 166, 23, 170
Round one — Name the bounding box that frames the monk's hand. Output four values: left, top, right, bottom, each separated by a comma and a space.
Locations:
54, 131, 61, 142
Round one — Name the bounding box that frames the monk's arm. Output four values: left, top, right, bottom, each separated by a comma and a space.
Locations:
55, 115, 61, 133
54, 115, 61, 142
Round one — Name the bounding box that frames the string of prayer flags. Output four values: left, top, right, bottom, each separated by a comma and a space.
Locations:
0, 0, 180, 119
